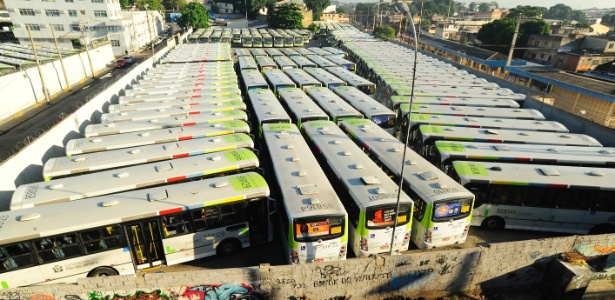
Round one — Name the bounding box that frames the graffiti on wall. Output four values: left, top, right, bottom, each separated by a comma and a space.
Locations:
391, 268, 435, 291
574, 243, 615, 257
179, 283, 263, 300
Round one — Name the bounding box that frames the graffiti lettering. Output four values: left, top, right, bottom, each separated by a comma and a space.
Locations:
179, 283, 263, 300
0, 291, 28, 300
316, 265, 348, 279
419, 259, 430, 266
313, 279, 338, 287
276, 278, 296, 284
530, 251, 542, 260
392, 269, 435, 290
86, 290, 174, 300
395, 261, 410, 268
435, 256, 447, 265
353, 272, 392, 282
30, 294, 53, 300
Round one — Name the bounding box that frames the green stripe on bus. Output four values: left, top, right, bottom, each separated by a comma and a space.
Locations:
224, 149, 256, 162
344, 118, 370, 126
419, 125, 445, 134
230, 173, 267, 191
223, 120, 248, 129
1, 281, 8, 289
305, 120, 331, 127
223, 110, 247, 117
222, 133, 252, 143
410, 114, 431, 121
266, 123, 294, 131
436, 141, 466, 152
454, 162, 489, 176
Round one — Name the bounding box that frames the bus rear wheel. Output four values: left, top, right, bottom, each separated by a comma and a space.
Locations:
217, 239, 242, 256
482, 217, 504, 230
88, 266, 118, 277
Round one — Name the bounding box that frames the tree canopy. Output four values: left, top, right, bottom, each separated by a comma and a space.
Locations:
161, 0, 187, 12
506, 5, 545, 19
543, 3, 586, 22
305, 0, 331, 21
478, 3, 490, 12
247, 0, 275, 19
177, 2, 210, 29
268, 3, 304, 29
373, 25, 395, 40
477, 17, 550, 58
408, 0, 453, 17
603, 13, 615, 24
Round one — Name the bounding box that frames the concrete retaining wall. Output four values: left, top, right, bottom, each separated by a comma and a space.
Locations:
0, 45, 115, 125
1, 234, 613, 299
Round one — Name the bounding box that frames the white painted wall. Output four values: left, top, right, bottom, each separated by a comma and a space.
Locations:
0, 44, 115, 124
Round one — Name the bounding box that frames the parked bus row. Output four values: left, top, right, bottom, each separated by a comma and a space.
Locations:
237, 29, 312, 48
1, 44, 281, 290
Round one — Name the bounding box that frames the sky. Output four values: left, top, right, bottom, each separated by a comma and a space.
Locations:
454, 0, 615, 10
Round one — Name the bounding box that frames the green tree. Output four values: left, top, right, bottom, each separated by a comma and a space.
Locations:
602, 13, 615, 24
162, 0, 187, 12
477, 17, 550, 58
373, 25, 395, 40
305, 0, 331, 21
247, 0, 275, 19
421, 19, 431, 27
336, 6, 347, 14
308, 23, 319, 34
469, 2, 477, 12
478, 3, 490, 12
268, 3, 304, 29
177, 2, 210, 29
136, 0, 164, 10
571, 10, 586, 22
506, 5, 544, 19
211, 3, 220, 13
120, 0, 133, 9
544, 3, 573, 20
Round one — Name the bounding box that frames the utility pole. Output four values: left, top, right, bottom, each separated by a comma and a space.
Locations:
506, 14, 522, 67
26, 25, 51, 104
80, 15, 97, 78
49, 24, 71, 92
130, 11, 138, 52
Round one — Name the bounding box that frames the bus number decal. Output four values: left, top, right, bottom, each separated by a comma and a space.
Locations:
433, 188, 459, 194
25, 185, 39, 199
204, 232, 225, 240
368, 193, 397, 202
496, 209, 517, 215
300, 204, 332, 211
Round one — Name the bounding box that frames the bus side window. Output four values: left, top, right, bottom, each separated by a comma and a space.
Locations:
413, 197, 426, 222
591, 191, 615, 212
220, 203, 245, 226
466, 184, 487, 207
1, 243, 35, 272
161, 213, 192, 237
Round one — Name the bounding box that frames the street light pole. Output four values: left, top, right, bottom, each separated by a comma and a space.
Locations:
26, 25, 51, 104
49, 24, 71, 92
506, 14, 522, 67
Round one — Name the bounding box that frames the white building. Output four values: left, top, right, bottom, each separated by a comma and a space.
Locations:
3, 0, 162, 57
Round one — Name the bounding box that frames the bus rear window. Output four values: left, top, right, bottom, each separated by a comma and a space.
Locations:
372, 115, 396, 129
366, 205, 410, 229
433, 198, 472, 221
294, 217, 344, 242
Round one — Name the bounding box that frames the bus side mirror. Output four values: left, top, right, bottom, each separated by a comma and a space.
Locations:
268, 198, 277, 215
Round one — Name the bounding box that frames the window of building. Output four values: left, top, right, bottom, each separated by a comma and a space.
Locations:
25, 24, 41, 31
65, 0, 74, 2
91, 0, 104, 3
19, 9, 35, 16
45, 10, 60, 17
41, 0, 56, 2
111, 40, 120, 47
609, 43, 614, 49
68, 10, 78, 17
80, 10, 86, 15
93, 10, 107, 17
52, 24, 64, 31
71, 24, 80, 31
92, 25, 106, 31
107, 25, 121, 31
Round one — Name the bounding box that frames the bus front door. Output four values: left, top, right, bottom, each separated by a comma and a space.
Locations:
125, 220, 165, 270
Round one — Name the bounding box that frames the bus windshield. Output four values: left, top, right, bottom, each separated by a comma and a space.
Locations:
295, 217, 344, 242
366, 205, 410, 229
433, 198, 473, 221
372, 115, 395, 129
358, 85, 376, 95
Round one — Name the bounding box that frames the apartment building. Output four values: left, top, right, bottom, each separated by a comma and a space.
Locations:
4, 0, 162, 57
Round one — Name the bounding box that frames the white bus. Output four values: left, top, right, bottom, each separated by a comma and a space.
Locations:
412, 125, 602, 157
280, 48, 300, 57
325, 66, 376, 96
430, 141, 615, 175
108, 96, 243, 113
273, 55, 298, 70
294, 48, 315, 56
262, 69, 296, 95
84, 110, 248, 137
238, 56, 258, 71
44, 133, 254, 180
321, 47, 347, 58
400, 114, 569, 144
240, 69, 269, 93
262, 123, 348, 263
451, 161, 615, 234
0, 173, 274, 289
250, 48, 268, 57
11, 149, 259, 210
323, 55, 356, 72
66, 120, 250, 155
332, 86, 396, 134
307, 47, 332, 56
118, 92, 240, 105
398, 105, 545, 122
305, 87, 363, 124
388, 96, 519, 112
284, 68, 322, 91
246, 88, 292, 136
265, 48, 284, 57
278, 88, 329, 129
101, 102, 247, 123
307, 55, 337, 69
255, 56, 278, 73
235, 49, 252, 58
339, 119, 474, 249
302, 121, 413, 257
304, 67, 347, 90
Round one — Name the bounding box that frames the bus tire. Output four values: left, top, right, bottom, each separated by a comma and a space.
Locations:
481, 217, 504, 230
88, 266, 118, 277
589, 224, 615, 235
217, 239, 242, 256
